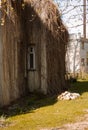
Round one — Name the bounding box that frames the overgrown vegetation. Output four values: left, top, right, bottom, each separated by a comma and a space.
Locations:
0, 80, 88, 130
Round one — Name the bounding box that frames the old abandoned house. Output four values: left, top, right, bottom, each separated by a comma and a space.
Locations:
0, 0, 68, 106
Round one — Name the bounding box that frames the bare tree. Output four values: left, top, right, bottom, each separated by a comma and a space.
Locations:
54, 0, 88, 34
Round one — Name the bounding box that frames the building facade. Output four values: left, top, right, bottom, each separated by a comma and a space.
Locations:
66, 33, 88, 76
0, 0, 68, 106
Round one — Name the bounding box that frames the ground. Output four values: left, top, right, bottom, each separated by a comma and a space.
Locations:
0, 80, 88, 130
0, 114, 88, 130
45, 114, 88, 130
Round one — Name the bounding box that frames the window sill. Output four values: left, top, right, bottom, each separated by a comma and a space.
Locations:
28, 69, 36, 71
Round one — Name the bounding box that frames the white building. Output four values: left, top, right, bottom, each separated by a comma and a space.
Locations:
66, 33, 88, 76
80, 38, 88, 73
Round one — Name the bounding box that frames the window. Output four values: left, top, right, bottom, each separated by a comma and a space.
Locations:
28, 46, 35, 70
86, 58, 88, 66
81, 42, 84, 49
86, 52, 88, 58
81, 58, 85, 66
86, 52, 88, 66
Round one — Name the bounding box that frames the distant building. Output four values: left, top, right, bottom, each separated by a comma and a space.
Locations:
66, 33, 88, 76
80, 38, 88, 73
66, 33, 80, 74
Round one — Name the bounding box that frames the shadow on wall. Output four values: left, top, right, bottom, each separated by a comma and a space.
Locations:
11, 0, 69, 95
21, 0, 69, 95
0, 0, 69, 116
0, 0, 69, 107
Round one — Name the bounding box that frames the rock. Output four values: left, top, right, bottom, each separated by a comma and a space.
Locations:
58, 91, 80, 100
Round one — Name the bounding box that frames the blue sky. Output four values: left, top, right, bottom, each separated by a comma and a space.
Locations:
54, 0, 88, 36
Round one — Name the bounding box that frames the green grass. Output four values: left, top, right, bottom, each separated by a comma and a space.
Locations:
0, 80, 88, 130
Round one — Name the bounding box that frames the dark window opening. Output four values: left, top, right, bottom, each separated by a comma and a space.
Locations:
28, 46, 35, 70
81, 58, 85, 66
30, 53, 34, 69
86, 58, 88, 66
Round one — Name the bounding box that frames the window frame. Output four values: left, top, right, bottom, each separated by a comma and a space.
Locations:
27, 45, 36, 71
86, 58, 88, 66
81, 58, 85, 66
81, 41, 84, 49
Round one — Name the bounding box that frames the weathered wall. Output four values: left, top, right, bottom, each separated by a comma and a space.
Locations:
24, 4, 41, 92
0, 11, 3, 106
24, 1, 48, 94
0, 0, 69, 106
24, 0, 68, 95
0, 2, 27, 106
40, 29, 47, 94
1, 18, 25, 106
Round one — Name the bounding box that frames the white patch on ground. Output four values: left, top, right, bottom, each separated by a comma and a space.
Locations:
57, 91, 80, 100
